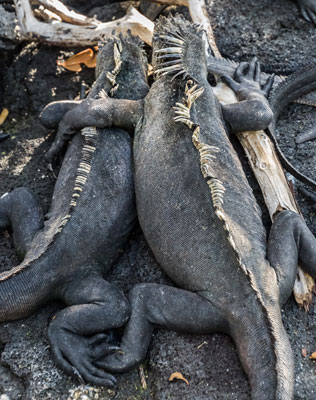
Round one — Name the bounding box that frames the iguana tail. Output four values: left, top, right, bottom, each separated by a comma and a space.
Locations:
230, 303, 293, 400
266, 63, 316, 190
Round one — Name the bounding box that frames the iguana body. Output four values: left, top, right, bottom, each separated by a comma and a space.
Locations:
80, 18, 316, 399
0, 35, 148, 386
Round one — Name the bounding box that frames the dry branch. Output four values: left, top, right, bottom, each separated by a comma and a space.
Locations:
33, 0, 99, 26
14, 0, 154, 46
188, 0, 221, 58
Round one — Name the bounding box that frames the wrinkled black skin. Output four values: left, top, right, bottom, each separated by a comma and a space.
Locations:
81, 24, 316, 399
0, 37, 149, 387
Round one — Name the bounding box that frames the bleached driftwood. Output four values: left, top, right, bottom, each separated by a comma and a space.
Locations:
188, 0, 221, 58
33, 0, 98, 26
33, 5, 62, 22
14, 0, 154, 46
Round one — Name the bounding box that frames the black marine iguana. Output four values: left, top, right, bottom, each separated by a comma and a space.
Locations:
53, 17, 316, 398
0, 35, 148, 386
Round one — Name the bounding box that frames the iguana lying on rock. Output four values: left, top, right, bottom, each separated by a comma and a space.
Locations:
54, 17, 316, 398
0, 34, 149, 386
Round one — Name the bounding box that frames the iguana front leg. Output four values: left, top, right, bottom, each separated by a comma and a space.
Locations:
42, 96, 144, 165
220, 58, 274, 133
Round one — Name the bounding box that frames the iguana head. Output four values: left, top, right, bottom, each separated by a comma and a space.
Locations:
153, 15, 207, 83
96, 34, 149, 100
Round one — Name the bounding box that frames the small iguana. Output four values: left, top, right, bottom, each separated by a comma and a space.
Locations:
0, 34, 148, 386
55, 16, 316, 398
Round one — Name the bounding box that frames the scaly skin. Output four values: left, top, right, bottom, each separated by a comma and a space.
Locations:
90, 17, 316, 399
0, 35, 149, 386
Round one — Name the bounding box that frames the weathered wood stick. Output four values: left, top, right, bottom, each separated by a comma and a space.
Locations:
188, 0, 221, 58
14, 1, 154, 46
33, 0, 99, 26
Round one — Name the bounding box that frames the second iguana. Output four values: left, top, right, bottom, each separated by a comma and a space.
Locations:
0, 34, 149, 386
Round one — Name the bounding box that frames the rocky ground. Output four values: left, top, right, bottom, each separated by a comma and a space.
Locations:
1, 0, 316, 399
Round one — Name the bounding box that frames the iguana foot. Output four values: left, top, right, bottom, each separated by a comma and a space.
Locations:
95, 349, 141, 373
48, 325, 118, 386
221, 57, 274, 101
297, 0, 316, 24
50, 275, 131, 386
220, 57, 274, 133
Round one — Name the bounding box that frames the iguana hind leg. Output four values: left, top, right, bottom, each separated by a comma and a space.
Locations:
268, 210, 316, 305
49, 272, 130, 387
95, 283, 226, 373
0, 188, 44, 260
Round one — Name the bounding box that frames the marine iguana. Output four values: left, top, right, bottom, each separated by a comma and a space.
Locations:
0, 34, 148, 386
59, 17, 316, 398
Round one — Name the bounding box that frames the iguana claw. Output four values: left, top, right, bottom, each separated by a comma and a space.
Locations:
298, 0, 316, 24
49, 326, 118, 387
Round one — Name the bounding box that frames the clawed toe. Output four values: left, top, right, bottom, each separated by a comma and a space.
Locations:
94, 350, 141, 373
49, 326, 118, 387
